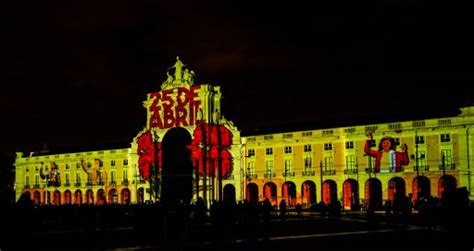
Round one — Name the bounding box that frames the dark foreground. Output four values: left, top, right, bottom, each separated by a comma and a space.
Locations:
2, 204, 473, 251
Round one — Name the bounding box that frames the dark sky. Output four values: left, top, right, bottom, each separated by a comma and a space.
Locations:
1, 0, 474, 154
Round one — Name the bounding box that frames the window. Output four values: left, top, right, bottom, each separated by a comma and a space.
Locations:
265, 160, 274, 173
304, 144, 312, 152
123, 169, 128, 182
413, 120, 426, 127
441, 149, 452, 167
322, 129, 334, 136
247, 162, 256, 175
284, 159, 294, 173
304, 155, 312, 169
324, 157, 333, 170
111, 160, 116, 166
284, 146, 292, 154
248, 149, 255, 157
283, 133, 293, 139
76, 163, 81, 169
394, 138, 400, 146
110, 171, 116, 183
266, 148, 273, 155
65, 164, 69, 169
441, 134, 451, 143
65, 173, 70, 184
76, 173, 81, 183
346, 155, 356, 170
324, 143, 332, 151
302, 131, 312, 137
417, 151, 427, 167
264, 135, 273, 140
345, 141, 354, 149
25, 176, 30, 186
123, 159, 128, 166
415, 135, 425, 144
26, 166, 29, 172
35, 175, 39, 185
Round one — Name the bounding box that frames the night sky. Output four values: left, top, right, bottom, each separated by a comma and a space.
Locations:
1, 1, 474, 154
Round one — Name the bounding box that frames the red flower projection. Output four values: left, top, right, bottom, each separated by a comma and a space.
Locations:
189, 120, 233, 177
137, 121, 233, 179
136, 131, 161, 180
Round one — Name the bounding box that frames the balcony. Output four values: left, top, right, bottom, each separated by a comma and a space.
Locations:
282, 171, 295, 177
109, 181, 117, 186
225, 174, 234, 180
302, 170, 315, 176
139, 179, 146, 184
33, 184, 40, 188
322, 170, 336, 176
121, 180, 129, 186
414, 165, 430, 172
24, 185, 30, 189
86, 182, 93, 186
98, 181, 105, 186
74, 182, 81, 187
246, 174, 258, 179
264, 172, 276, 178
64, 182, 70, 187
439, 163, 456, 170
344, 169, 358, 175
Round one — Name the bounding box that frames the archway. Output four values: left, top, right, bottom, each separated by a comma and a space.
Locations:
74, 190, 82, 205
161, 127, 194, 206
137, 187, 144, 204
365, 178, 382, 210
322, 179, 337, 205
301, 181, 316, 207
86, 189, 94, 204
412, 176, 430, 202
22, 191, 31, 201
97, 189, 106, 205
43, 191, 51, 205
33, 191, 41, 205
223, 184, 236, 204
64, 190, 72, 204
264, 182, 278, 206
388, 177, 406, 202
282, 181, 297, 207
121, 188, 131, 204
343, 179, 359, 210
108, 189, 118, 204
438, 175, 457, 198
53, 190, 61, 205
246, 183, 259, 205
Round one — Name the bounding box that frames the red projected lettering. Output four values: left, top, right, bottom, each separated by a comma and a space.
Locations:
149, 85, 201, 129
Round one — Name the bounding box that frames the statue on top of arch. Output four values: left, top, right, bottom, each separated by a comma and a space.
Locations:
161, 56, 195, 89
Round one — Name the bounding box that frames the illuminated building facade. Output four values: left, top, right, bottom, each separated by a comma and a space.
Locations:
14, 58, 474, 207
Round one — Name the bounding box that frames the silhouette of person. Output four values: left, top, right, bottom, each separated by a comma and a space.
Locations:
365, 133, 409, 173
279, 199, 287, 221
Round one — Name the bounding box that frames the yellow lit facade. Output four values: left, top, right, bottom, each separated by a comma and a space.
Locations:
13, 59, 474, 207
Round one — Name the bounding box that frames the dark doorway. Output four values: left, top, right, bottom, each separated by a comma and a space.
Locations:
413, 176, 431, 202
343, 179, 359, 210
438, 175, 457, 198
365, 178, 382, 210
223, 184, 236, 204
388, 177, 406, 202
322, 180, 337, 205
161, 127, 194, 206
301, 181, 317, 207
246, 183, 259, 205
